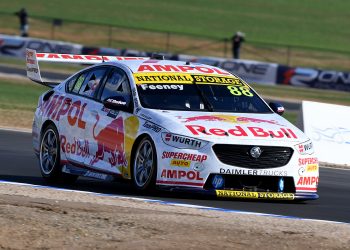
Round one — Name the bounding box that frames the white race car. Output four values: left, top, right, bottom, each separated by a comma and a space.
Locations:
27, 49, 319, 201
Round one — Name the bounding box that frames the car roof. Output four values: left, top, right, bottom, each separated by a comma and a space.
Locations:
104, 59, 233, 76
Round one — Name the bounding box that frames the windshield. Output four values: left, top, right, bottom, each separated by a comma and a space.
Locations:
134, 73, 272, 113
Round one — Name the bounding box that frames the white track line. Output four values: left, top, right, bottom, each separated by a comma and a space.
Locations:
0, 180, 348, 225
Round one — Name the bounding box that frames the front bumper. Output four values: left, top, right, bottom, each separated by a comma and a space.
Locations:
158, 185, 319, 201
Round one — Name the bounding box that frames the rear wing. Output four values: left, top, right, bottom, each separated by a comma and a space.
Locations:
26, 49, 148, 88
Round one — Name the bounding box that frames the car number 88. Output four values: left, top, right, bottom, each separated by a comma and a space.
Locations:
227, 86, 253, 97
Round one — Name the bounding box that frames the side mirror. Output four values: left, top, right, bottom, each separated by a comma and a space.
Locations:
103, 94, 132, 113
269, 102, 284, 116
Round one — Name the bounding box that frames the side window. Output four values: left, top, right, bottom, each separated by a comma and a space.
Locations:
79, 68, 108, 98
66, 75, 78, 92
72, 72, 89, 94
100, 69, 131, 101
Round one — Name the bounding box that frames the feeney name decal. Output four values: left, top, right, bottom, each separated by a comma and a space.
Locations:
185, 125, 298, 139
160, 170, 203, 180
42, 95, 87, 129
162, 151, 207, 162
216, 190, 295, 200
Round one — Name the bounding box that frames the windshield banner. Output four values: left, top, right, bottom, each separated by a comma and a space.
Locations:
134, 73, 246, 86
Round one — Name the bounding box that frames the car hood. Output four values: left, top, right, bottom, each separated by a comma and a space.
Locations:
139, 109, 308, 144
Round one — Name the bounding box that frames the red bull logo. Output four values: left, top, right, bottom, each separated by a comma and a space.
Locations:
186, 125, 298, 139
180, 115, 281, 125
90, 114, 127, 167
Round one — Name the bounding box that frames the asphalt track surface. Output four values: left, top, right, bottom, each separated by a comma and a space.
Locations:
0, 129, 349, 223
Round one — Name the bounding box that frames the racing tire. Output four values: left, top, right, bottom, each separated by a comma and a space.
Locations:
132, 136, 157, 191
39, 124, 78, 184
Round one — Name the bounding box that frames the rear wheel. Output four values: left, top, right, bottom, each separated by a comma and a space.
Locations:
132, 136, 157, 190
39, 124, 77, 184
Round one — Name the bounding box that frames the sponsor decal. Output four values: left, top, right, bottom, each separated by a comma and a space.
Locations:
161, 133, 206, 149
179, 115, 281, 125
134, 73, 242, 86
296, 141, 313, 155
83, 171, 108, 180
298, 164, 318, 176
106, 99, 126, 105
170, 159, 191, 167
134, 73, 193, 84
306, 164, 318, 172
137, 65, 230, 75
219, 168, 287, 176
297, 176, 319, 186
298, 157, 318, 166
162, 151, 207, 162
278, 66, 350, 91
90, 115, 127, 168
140, 84, 183, 90
139, 113, 152, 120
41, 95, 87, 129
160, 169, 203, 180
143, 121, 161, 133
215, 190, 294, 200
37, 53, 147, 61
185, 125, 298, 139
60, 135, 89, 157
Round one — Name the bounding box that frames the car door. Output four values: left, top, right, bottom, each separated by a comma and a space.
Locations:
58, 69, 92, 166
59, 66, 110, 166
83, 67, 133, 177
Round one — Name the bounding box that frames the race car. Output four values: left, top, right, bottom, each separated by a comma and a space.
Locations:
27, 48, 319, 201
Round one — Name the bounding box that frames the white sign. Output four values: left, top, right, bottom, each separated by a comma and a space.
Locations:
0, 34, 82, 58
178, 55, 277, 85
300, 101, 350, 165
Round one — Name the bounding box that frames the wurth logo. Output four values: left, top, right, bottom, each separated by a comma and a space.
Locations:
165, 133, 171, 141
162, 133, 206, 149
171, 134, 202, 148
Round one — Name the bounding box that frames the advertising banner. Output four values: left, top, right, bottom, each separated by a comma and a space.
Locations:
178, 55, 277, 85
277, 65, 350, 92
0, 34, 82, 58
300, 101, 350, 165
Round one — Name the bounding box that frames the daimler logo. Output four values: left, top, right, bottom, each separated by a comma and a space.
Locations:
250, 146, 262, 158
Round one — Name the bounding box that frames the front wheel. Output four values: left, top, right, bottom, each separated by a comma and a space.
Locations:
39, 124, 77, 184
132, 136, 157, 190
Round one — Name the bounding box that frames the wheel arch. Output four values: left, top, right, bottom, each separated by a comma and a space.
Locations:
129, 132, 158, 182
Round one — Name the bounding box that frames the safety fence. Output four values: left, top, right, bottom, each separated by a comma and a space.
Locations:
1, 12, 350, 71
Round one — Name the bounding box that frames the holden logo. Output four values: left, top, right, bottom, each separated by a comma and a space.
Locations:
165, 133, 171, 141
250, 146, 262, 158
